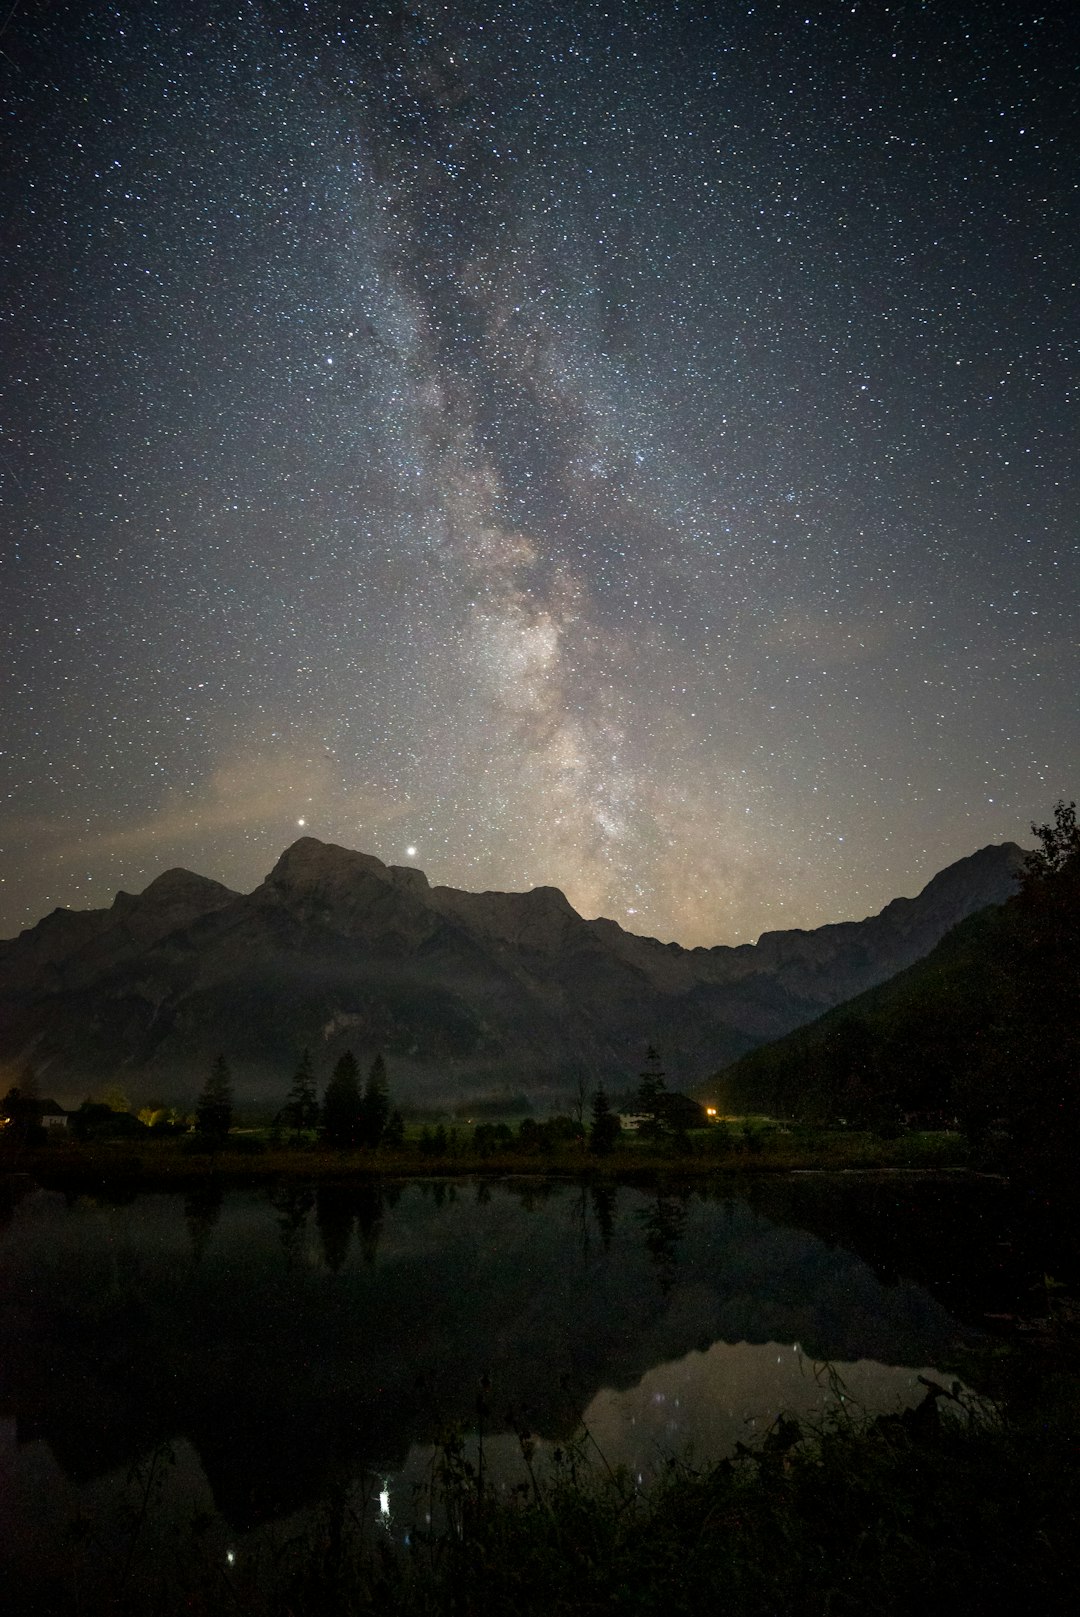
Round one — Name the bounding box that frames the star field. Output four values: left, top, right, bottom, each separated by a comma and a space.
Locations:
1, 0, 1077, 946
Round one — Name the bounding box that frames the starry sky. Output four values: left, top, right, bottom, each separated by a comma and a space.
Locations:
1, 0, 1076, 948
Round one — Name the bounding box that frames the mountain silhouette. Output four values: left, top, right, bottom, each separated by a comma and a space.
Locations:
0, 837, 1023, 1105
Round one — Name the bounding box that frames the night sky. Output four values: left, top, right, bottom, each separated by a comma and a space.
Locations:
1, 0, 1076, 947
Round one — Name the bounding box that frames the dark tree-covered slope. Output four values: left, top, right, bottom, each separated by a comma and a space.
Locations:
713, 803, 1080, 1177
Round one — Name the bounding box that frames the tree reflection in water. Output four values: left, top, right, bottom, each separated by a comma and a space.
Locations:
637, 1191, 689, 1295
315, 1185, 354, 1273
354, 1184, 384, 1267
183, 1181, 223, 1265
590, 1184, 617, 1251
269, 1185, 314, 1263
313, 1184, 387, 1271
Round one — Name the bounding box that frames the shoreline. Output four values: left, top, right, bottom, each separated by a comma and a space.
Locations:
3, 1132, 985, 1193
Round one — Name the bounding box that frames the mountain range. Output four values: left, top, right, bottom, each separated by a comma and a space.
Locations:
0, 836, 1024, 1107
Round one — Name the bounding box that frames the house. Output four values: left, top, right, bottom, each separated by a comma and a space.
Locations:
0, 1092, 68, 1136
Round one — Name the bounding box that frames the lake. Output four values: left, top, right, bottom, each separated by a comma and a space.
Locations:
0, 1171, 1032, 1606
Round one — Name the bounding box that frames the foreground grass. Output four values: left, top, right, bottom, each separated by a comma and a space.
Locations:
9, 1125, 975, 1190
16, 1381, 1078, 1616
386, 1391, 1078, 1617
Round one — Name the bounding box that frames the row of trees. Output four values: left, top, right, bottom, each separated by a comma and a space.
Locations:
489, 1052, 699, 1159
122, 1038, 703, 1156
277, 1048, 404, 1149
193, 1049, 404, 1149
468, 1105, 621, 1158
561, 1049, 708, 1156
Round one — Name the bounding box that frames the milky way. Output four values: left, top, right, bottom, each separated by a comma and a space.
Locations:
1, 1, 1076, 945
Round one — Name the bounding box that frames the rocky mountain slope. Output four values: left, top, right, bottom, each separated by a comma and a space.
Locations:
0, 837, 1024, 1107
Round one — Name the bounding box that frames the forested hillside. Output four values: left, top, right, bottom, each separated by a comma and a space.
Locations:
714, 803, 1080, 1178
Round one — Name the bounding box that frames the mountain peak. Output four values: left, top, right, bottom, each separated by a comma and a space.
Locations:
428, 878, 579, 952
919, 840, 1024, 896
109, 866, 237, 923
525, 884, 574, 908
256, 839, 440, 942
876, 841, 1022, 933
138, 867, 237, 904
265, 837, 391, 890
388, 864, 431, 892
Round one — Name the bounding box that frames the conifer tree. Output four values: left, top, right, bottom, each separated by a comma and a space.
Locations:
322, 1050, 362, 1148
636, 1046, 669, 1139
196, 1055, 234, 1138
589, 1084, 621, 1155
359, 1052, 391, 1147
281, 1049, 319, 1141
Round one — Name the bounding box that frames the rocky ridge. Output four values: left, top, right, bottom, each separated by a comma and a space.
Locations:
0, 837, 1024, 1106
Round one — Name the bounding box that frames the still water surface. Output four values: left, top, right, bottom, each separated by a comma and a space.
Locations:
0, 1173, 1016, 1600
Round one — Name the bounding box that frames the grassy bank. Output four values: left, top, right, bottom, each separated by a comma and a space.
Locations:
6, 1123, 976, 1191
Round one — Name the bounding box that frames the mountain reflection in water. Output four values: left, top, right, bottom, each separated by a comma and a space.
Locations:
0, 1172, 1022, 1588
